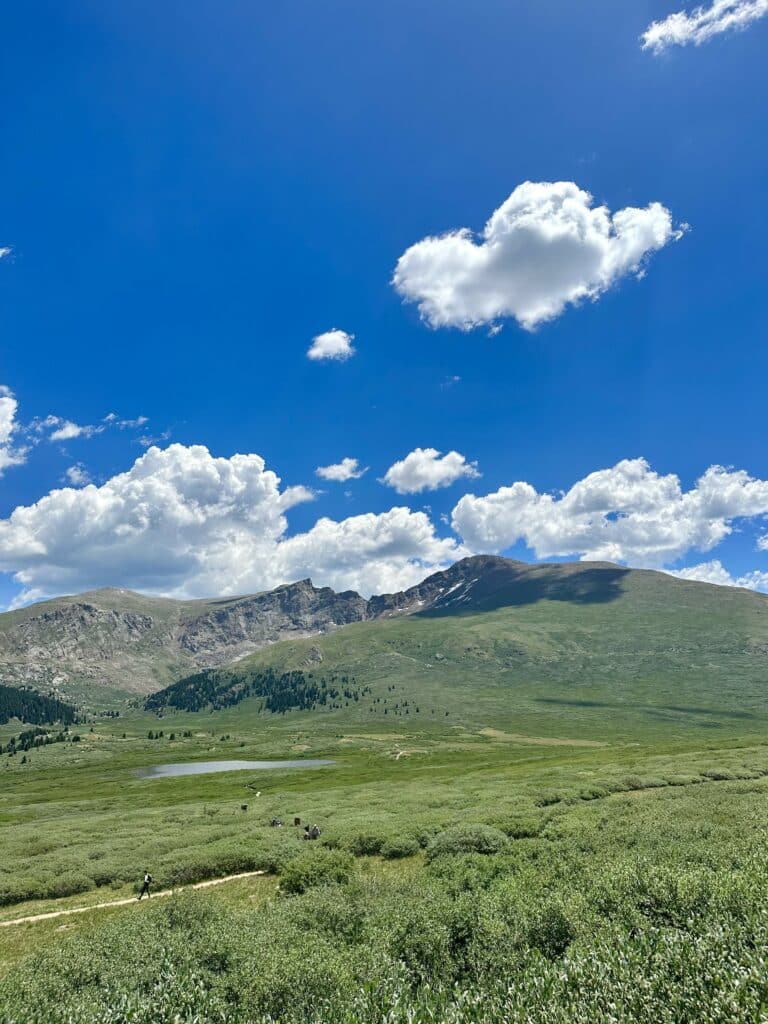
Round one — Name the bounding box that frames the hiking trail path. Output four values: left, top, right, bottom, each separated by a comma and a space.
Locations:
0, 870, 266, 928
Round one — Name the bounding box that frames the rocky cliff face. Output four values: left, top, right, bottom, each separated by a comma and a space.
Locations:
177, 580, 369, 662
0, 579, 372, 701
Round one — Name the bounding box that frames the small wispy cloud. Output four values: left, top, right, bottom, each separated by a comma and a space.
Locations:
315, 457, 368, 482
137, 430, 172, 448
642, 0, 768, 53
29, 411, 149, 444
63, 463, 92, 487
49, 420, 103, 442
103, 413, 149, 429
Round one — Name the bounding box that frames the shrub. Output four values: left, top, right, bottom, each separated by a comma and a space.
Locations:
523, 898, 575, 958
346, 831, 385, 856
380, 834, 420, 860
426, 824, 509, 861
500, 814, 544, 839
280, 848, 355, 895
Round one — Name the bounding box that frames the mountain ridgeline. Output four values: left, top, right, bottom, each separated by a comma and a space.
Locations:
0, 555, 631, 702
144, 557, 768, 737
3, 557, 768, 732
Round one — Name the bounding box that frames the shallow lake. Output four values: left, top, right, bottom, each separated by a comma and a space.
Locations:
136, 759, 335, 779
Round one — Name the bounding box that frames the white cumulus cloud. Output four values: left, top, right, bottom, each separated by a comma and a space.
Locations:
0, 443, 462, 604
393, 181, 684, 331
307, 329, 356, 362
316, 457, 367, 482
0, 386, 27, 475
383, 448, 481, 494
666, 559, 768, 592
63, 464, 93, 487
642, 0, 768, 52
452, 458, 768, 567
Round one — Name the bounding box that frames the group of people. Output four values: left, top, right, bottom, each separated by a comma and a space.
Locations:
269, 816, 321, 839
137, 815, 323, 899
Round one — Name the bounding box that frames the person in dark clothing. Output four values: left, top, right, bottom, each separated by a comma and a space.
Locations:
137, 871, 153, 900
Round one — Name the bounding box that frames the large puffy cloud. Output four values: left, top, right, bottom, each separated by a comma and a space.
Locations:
383, 448, 480, 494
393, 182, 684, 331
452, 458, 768, 568
667, 560, 768, 591
0, 444, 462, 605
642, 0, 768, 53
0, 387, 27, 475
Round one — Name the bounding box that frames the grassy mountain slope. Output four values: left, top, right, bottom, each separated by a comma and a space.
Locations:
148, 559, 768, 742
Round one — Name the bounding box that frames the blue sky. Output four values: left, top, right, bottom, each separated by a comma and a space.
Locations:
0, 0, 767, 607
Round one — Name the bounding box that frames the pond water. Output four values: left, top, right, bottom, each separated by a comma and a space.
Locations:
136, 759, 335, 779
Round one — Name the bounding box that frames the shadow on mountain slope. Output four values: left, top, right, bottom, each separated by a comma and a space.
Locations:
418, 561, 631, 616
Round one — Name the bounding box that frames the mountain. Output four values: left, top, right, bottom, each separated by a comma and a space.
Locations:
146, 557, 768, 739
0, 580, 368, 703
2, 556, 768, 717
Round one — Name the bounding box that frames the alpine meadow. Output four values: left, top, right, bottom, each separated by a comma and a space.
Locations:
1, 1, 768, 1022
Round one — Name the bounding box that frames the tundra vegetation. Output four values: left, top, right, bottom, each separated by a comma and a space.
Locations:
2, 562, 768, 1021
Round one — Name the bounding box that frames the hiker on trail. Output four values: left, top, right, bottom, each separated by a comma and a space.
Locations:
137, 871, 153, 901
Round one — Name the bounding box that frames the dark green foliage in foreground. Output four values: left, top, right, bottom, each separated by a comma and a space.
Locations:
426, 823, 509, 860
279, 848, 355, 894
145, 666, 367, 715
4, 806, 768, 1024
0, 684, 78, 727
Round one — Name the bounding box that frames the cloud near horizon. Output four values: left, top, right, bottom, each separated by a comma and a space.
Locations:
665, 559, 768, 591
642, 0, 768, 53
393, 181, 684, 331
0, 444, 463, 606
0, 447, 766, 607
452, 458, 768, 570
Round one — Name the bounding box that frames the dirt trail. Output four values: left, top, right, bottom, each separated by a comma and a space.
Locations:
0, 870, 266, 928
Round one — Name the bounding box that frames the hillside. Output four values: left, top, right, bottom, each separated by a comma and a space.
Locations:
0, 580, 369, 703
3, 555, 768, 722
0, 555, 637, 704
0, 683, 79, 727
146, 558, 768, 741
